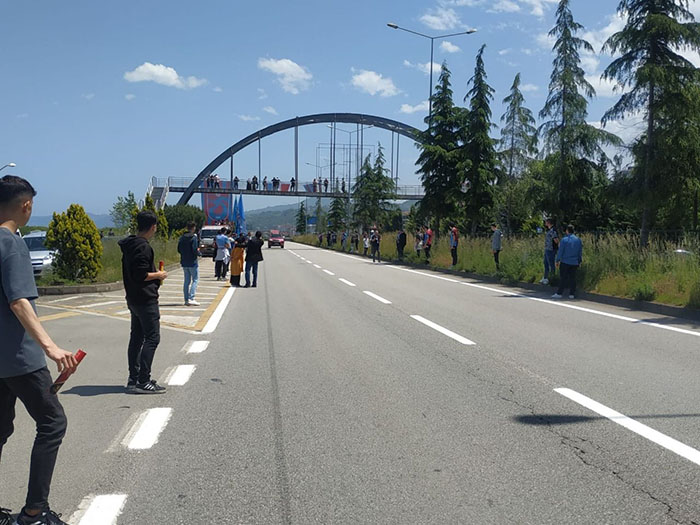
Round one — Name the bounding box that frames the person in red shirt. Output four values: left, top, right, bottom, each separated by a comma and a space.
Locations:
449, 224, 459, 267
424, 226, 433, 262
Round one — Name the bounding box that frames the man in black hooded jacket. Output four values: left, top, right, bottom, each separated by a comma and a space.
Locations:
118, 211, 168, 394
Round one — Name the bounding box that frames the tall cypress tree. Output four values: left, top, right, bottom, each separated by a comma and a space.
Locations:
416, 62, 463, 234
499, 73, 537, 180
295, 201, 307, 234
602, 0, 700, 245
462, 45, 498, 234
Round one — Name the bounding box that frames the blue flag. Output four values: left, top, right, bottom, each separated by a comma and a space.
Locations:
232, 196, 239, 233
238, 194, 246, 234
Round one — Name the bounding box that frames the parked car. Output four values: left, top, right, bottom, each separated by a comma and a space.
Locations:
268, 230, 285, 248
199, 226, 222, 257
23, 231, 55, 276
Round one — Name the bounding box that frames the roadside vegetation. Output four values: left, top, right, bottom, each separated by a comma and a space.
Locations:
294, 232, 700, 308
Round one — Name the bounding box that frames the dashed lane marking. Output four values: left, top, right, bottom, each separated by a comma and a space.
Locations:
363, 291, 392, 304
339, 278, 356, 287
323, 270, 335, 276
313, 264, 322, 269
555, 388, 700, 467
184, 340, 210, 354
167, 365, 197, 386
123, 407, 172, 450
410, 315, 476, 345
71, 494, 127, 525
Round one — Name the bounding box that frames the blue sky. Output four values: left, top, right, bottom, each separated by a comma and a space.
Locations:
2, 0, 698, 217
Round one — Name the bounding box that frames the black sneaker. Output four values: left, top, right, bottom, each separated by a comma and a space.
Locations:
134, 379, 167, 394
14, 509, 67, 525
126, 378, 137, 393
1, 508, 11, 525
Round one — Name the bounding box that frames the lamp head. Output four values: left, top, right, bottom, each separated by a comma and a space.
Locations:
387, 23, 399, 29
466, 29, 477, 34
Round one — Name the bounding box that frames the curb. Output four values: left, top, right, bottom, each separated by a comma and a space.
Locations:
37, 281, 124, 296
293, 240, 700, 323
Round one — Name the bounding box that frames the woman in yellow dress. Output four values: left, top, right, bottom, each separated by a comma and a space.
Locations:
229, 232, 247, 287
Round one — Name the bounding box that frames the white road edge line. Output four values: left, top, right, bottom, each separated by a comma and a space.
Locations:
313, 264, 322, 269
323, 269, 335, 276
387, 264, 700, 339
201, 287, 235, 334
339, 278, 356, 287
410, 315, 476, 345
184, 340, 210, 354
71, 494, 128, 525
555, 388, 700, 466
363, 291, 392, 304
124, 408, 173, 450
167, 365, 197, 386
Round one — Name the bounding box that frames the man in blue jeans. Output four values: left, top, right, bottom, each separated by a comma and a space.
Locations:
552, 224, 583, 299
177, 221, 200, 306
540, 219, 559, 285
244, 231, 264, 288
0, 175, 79, 525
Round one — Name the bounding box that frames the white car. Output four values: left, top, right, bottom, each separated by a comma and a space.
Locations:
23, 231, 55, 276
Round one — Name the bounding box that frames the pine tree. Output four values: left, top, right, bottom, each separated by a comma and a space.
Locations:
143, 195, 169, 240
314, 197, 325, 233
328, 196, 347, 232
295, 202, 307, 234
46, 204, 103, 281
539, 0, 620, 223
499, 73, 537, 180
415, 62, 463, 234
462, 45, 498, 234
602, 0, 700, 245
352, 145, 396, 231
110, 191, 137, 230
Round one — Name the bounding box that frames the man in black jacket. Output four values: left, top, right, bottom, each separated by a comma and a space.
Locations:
396, 229, 407, 260
118, 211, 168, 394
244, 231, 264, 288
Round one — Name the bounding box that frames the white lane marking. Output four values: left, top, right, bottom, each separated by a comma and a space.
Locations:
306, 260, 313, 264
124, 408, 172, 450
363, 291, 392, 304
555, 388, 700, 466
410, 315, 476, 345
167, 365, 197, 386
313, 264, 322, 269
71, 494, 127, 525
389, 264, 700, 339
385, 265, 459, 283
323, 269, 335, 276
339, 278, 356, 287
77, 300, 122, 309
300, 257, 307, 261
333, 252, 366, 261
46, 295, 81, 303
202, 287, 235, 334
184, 340, 210, 354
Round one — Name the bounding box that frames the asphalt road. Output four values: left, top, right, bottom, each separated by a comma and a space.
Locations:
3, 241, 700, 524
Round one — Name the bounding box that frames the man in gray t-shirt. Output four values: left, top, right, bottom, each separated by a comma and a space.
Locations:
0, 175, 78, 525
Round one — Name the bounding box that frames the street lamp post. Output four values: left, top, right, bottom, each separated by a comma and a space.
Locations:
387, 23, 476, 128
0, 163, 16, 172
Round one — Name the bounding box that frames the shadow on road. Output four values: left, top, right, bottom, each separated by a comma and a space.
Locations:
515, 413, 700, 426
61, 385, 126, 396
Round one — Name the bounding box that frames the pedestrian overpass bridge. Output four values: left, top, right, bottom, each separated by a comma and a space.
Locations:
147, 113, 426, 209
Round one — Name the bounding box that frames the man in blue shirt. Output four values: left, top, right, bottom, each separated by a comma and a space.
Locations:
552, 224, 583, 299
214, 227, 231, 280
0, 175, 78, 525
177, 222, 200, 306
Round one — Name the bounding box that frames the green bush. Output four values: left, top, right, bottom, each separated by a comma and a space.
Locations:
46, 204, 103, 281
631, 282, 656, 302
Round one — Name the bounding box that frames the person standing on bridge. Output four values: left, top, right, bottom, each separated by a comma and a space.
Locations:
119, 210, 168, 395
177, 222, 200, 306
323, 178, 329, 192
262, 176, 268, 192
233, 176, 239, 190
244, 231, 264, 288
290, 177, 296, 192
313, 178, 318, 193
252, 176, 258, 191
0, 175, 79, 525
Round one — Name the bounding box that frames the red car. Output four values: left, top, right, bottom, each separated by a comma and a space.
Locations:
268, 230, 285, 248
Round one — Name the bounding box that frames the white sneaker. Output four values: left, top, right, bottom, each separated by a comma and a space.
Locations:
541, 278, 549, 285
188, 299, 201, 306
568, 295, 575, 299
551, 293, 562, 299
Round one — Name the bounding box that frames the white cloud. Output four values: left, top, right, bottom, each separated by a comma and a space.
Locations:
445, 0, 482, 5
257, 88, 268, 100
239, 115, 261, 122
536, 32, 554, 50
403, 60, 442, 76
263, 106, 278, 115
440, 41, 461, 53
521, 48, 534, 56
498, 48, 512, 56
520, 0, 558, 17
82, 93, 95, 100
258, 58, 312, 94
351, 69, 400, 97
399, 101, 429, 114
583, 13, 626, 53
125, 94, 136, 101
213, 86, 223, 93
591, 114, 645, 146
124, 62, 207, 90
521, 83, 539, 92
490, 0, 521, 13
420, 7, 462, 30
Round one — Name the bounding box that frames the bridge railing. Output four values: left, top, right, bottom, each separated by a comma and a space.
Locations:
164, 177, 424, 197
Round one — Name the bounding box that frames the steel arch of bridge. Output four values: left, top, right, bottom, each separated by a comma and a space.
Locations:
176, 112, 422, 205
